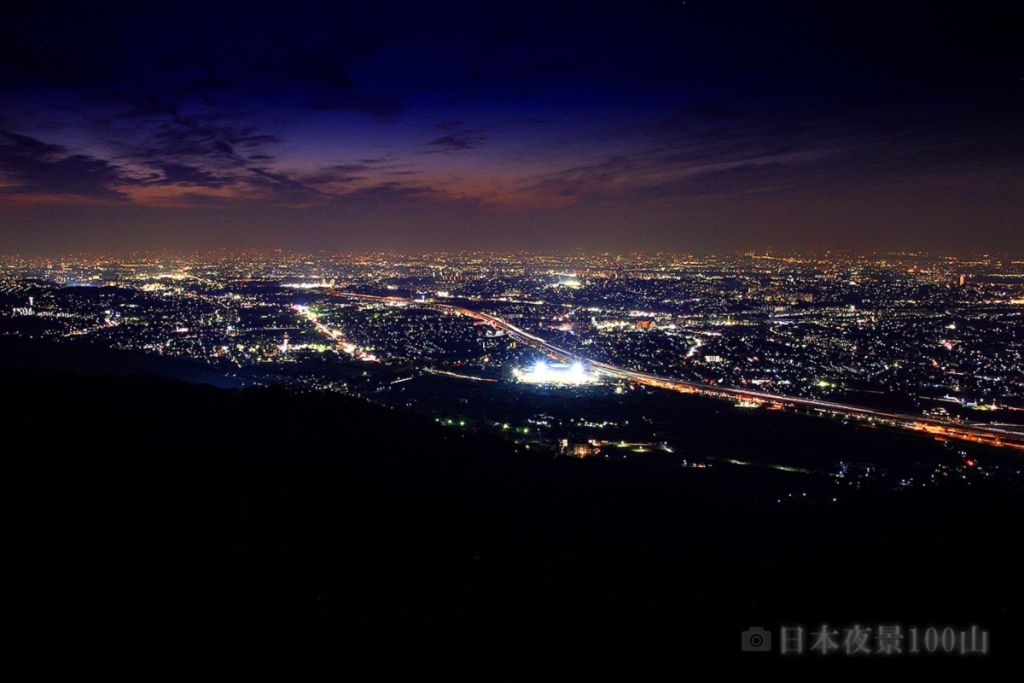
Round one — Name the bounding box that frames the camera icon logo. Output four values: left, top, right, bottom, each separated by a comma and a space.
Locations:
741, 626, 772, 652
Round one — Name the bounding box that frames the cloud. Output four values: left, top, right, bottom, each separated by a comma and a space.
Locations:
425, 133, 485, 150
425, 119, 486, 152
336, 181, 440, 202
150, 163, 228, 188
115, 95, 268, 169
428, 135, 484, 151
243, 166, 330, 205
298, 164, 370, 186
0, 131, 135, 200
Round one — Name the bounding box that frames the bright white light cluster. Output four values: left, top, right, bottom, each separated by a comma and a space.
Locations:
513, 360, 598, 385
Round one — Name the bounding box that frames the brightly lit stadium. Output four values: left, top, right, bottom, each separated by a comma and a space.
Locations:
512, 360, 600, 385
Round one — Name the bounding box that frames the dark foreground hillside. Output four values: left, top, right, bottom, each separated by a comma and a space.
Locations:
1, 348, 1022, 680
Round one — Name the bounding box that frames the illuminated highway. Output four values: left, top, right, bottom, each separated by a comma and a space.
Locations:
329, 291, 1024, 450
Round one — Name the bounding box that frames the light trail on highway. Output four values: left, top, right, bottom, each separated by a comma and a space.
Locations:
327, 291, 1024, 450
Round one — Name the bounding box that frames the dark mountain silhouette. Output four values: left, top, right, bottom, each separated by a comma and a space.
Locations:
1, 338, 1020, 680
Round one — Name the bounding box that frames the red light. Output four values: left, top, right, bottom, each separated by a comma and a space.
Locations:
964, 459, 977, 468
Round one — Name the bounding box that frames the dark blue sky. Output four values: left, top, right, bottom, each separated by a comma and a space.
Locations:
1, 1, 1022, 253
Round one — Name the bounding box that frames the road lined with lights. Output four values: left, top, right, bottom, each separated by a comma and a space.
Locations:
328, 291, 1024, 450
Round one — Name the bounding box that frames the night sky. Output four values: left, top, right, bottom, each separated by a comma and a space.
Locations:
1, 1, 1022, 254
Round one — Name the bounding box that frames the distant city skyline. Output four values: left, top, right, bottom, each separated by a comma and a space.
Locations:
10, 248, 1006, 263
2, 1, 1022, 254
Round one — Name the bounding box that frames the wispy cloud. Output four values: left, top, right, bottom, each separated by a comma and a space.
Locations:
0, 131, 137, 200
